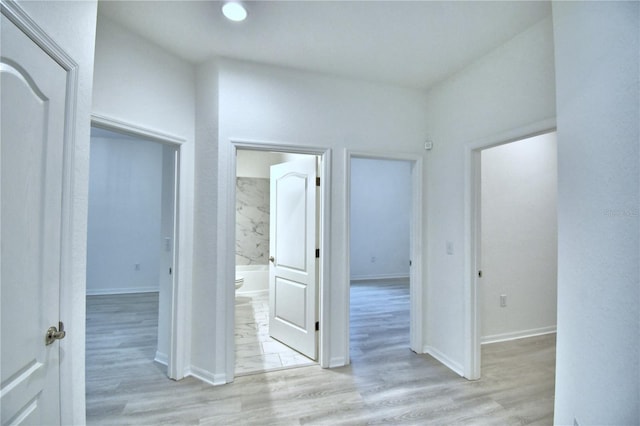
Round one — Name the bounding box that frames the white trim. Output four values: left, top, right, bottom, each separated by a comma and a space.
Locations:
345, 150, 425, 360
92, 114, 185, 146
343, 151, 351, 364
329, 356, 347, 368
223, 140, 332, 382
187, 366, 227, 386
463, 117, 557, 380
409, 157, 424, 354
482, 327, 557, 345
86, 287, 159, 296
350, 274, 410, 282
424, 345, 464, 377
154, 351, 168, 366
89, 114, 191, 382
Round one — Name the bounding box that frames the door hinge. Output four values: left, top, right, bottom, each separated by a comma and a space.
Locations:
478, 270, 482, 278
409, 260, 412, 266
315, 248, 320, 258
169, 267, 172, 275
316, 177, 320, 186
315, 321, 319, 331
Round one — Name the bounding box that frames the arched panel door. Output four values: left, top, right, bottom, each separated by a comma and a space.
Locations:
269, 157, 317, 360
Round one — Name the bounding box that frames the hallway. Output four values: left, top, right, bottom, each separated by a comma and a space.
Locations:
86, 284, 554, 424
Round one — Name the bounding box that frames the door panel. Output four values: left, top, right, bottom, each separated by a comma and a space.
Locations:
1, 11, 67, 426
274, 277, 307, 330
269, 157, 317, 360
274, 173, 307, 271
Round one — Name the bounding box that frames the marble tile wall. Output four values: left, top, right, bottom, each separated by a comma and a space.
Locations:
236, 177, 270, 265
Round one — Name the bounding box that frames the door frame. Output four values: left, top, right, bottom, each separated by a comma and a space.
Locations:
225, 140, 331, 379
90, 114, 189, 380
345, 151, 424, 358
463, 118, 556, 380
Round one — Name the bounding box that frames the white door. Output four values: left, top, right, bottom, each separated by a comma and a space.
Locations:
269, 157, 317, 360
1, 11, 68, 426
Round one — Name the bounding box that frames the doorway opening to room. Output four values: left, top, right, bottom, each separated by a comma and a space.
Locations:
347, 154, 424, 364
233, 147, 324, 376
85, 123, 179, 398
468, 130, 558, 384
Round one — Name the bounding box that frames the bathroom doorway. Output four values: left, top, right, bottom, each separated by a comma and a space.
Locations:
234, 148, 320, 376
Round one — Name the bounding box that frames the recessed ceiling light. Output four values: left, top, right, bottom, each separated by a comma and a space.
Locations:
222, 2, 247, 22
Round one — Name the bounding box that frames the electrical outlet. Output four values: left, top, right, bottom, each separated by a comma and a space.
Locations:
500, 294, 507, 307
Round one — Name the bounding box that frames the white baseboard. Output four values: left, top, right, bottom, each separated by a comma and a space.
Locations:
86, 287, 159, 296
329, 356, 347, 368
423, 345, 464, 377
187, 366, 227, 386
481, 326, 557, 345
350, 274, 410, 282
154, 351, 168, 366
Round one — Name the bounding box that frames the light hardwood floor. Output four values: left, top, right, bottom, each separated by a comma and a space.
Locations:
86, 281, 555, 425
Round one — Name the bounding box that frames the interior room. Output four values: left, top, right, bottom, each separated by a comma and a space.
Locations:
480, 132, 558, 345
349, 157, 412, 362
85, 126, 177, 378
1, 1, 637, 425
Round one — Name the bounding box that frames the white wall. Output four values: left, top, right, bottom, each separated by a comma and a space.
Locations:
92, 14, 196, 380
15, 0, 98, 422
424, 16, 556, 372
350, 158, 411, 281
552, 2, 639, 424
481, 132, 557, 342
193, 58, 221, 382
87, 135, 163, 295
236, 150, 286, 178
214, 58, 429, 379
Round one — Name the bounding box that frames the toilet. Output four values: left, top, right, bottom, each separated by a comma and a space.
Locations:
235, 275, 244, 291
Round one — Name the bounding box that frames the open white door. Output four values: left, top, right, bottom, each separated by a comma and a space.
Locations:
1, 10, 68, 426
269, 157, 318, 360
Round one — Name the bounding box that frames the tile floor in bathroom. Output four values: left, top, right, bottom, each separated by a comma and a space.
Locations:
235, 291, 315, 376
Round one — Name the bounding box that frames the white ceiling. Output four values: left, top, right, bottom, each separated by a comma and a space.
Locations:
98, 1, 551, 90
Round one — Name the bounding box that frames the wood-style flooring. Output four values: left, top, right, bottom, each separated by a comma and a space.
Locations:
86, 281, 555, 425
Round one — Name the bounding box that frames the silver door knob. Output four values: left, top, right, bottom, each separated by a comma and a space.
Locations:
45, 321, 66, 346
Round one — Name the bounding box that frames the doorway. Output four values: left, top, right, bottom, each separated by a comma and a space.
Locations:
346, 152, 424, 364
349, 157, 413, 362
233, 148, 321, 376
85, 124, 178, 383
467, 129, 558, 378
